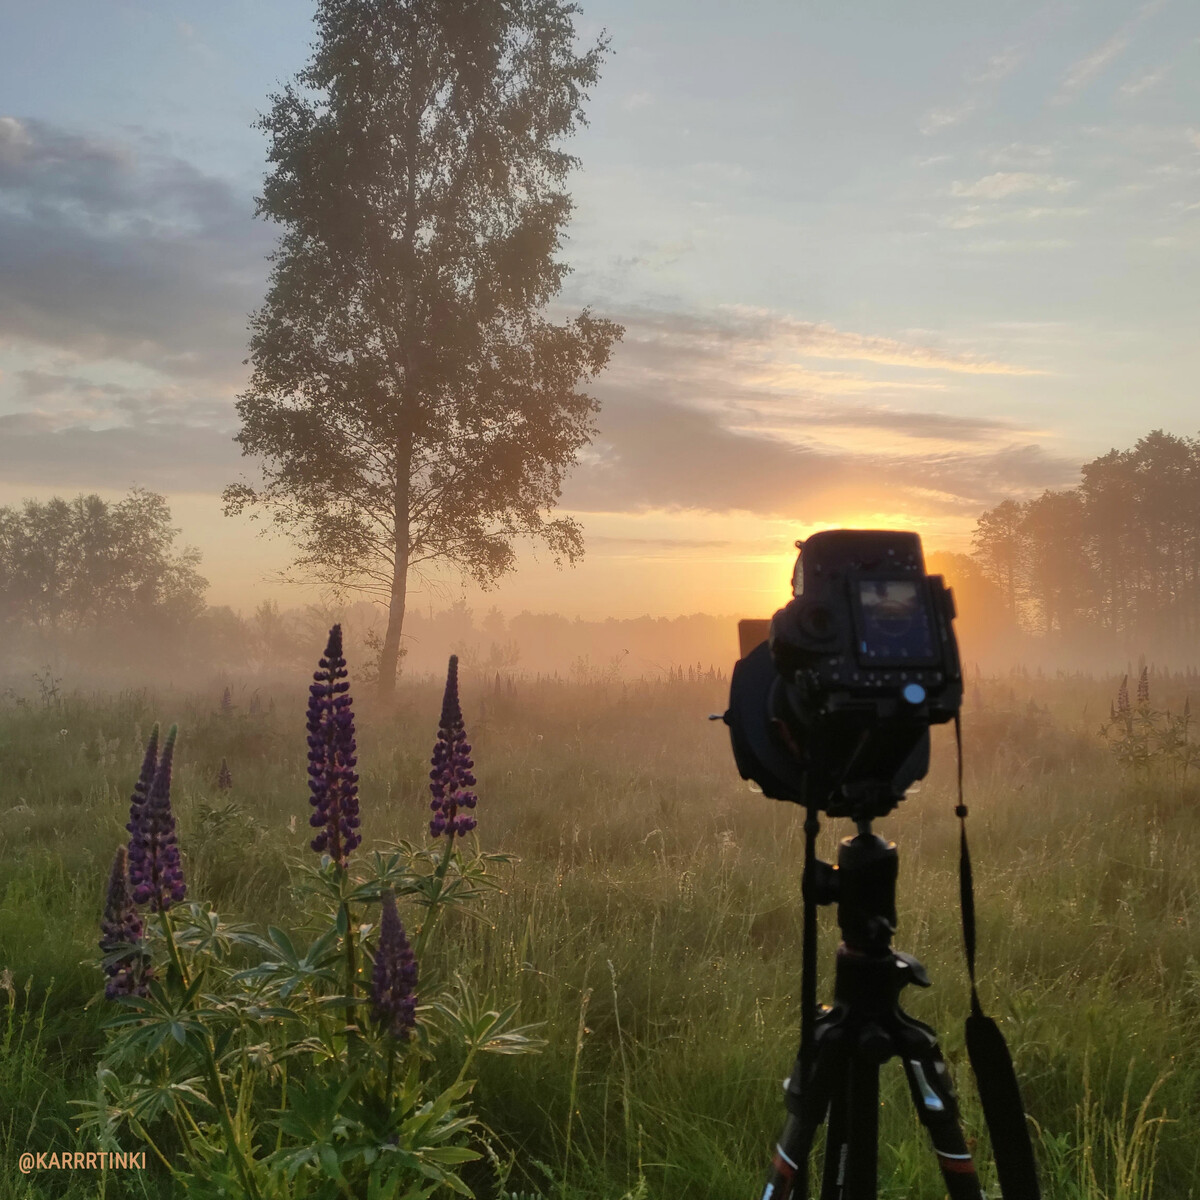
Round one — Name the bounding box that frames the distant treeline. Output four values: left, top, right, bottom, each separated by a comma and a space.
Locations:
9, 426, 1200, 691
0, 488, 206, 635
971, 430, 1200, 657
0, 489, 746, 687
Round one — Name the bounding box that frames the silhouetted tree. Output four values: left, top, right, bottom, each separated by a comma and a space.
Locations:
972, 429, 1200, 654
1021, 489, 1090, 637
0, 488, 206, 634
223, 0, 623, 698
971, 498, 1028, 622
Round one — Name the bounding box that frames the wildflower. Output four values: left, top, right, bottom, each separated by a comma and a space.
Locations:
429, 655, 477, 839
128, 724, 187, 912
1137, 666, 1149, 706
221, 687, 233, 714
370, 889, 418, 1039
216, 758, 232, 791
1117, 675, 1130, 714
99, 846, 152, 999
126, 723, 159, 847
307, 624, 361, 868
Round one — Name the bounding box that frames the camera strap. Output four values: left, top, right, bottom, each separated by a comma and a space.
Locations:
955, 711, 1042, 1198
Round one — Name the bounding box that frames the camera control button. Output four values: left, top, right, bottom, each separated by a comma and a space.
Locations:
902, 683, 926, 705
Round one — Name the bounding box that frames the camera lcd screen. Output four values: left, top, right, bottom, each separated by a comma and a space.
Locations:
855, 579, 935, 662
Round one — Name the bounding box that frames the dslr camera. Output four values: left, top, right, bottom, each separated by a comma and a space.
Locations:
723, 529, 961, 820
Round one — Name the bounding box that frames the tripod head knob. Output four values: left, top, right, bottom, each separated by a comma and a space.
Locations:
894, 951, 931, 989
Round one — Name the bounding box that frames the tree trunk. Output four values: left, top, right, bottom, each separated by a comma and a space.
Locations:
377, 434, 413, 700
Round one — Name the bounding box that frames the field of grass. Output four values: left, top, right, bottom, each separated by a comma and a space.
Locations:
1, 663, 1198, 1198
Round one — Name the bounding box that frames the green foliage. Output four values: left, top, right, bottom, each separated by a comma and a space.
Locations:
76, 839, 542, 1198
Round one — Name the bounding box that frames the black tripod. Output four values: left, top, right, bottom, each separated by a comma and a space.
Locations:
761, 818, 984, 1200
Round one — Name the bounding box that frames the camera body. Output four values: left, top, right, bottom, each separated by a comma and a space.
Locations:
725, 530, 962, 819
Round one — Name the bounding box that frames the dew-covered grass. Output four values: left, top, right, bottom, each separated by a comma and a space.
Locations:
1, 668, 1197, 1197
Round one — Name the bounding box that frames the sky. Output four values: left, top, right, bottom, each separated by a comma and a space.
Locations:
1, 0, 1198, 620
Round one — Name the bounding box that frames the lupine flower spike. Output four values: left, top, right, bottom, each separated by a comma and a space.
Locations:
217, 758, 232, 791
127, 724, 187, 912
1137, 667, 1150, 706
370, 889, 418, 1040
429, 655, 477, 839
307, 624, 361, 868
126, 723, 159, 852
1116, 675, 1130, 714
100, 846, 152, 999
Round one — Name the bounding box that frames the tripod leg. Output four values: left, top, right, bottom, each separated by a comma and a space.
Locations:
900, 1048, 985, 1200
820, 1054, 878, 1200
761, 1036, 844, 1200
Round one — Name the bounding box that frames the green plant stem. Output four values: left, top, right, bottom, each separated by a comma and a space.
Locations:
130, 1116, 179, 1176
341, 898, 359, 1060
562, 986, 591, 1200
198, 1034, 262, 1200
275, 1064, 288, 1154
414, 837, 456, 961
384, 1042, 397, 1108
160, 908, 261, 1200
159, 909, 191, 991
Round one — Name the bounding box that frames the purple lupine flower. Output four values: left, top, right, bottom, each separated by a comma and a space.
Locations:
125, 723, 160, 854
307, 624, 361, 869
216, 758, 232, 791
1137, 666, 1150, 706
128, 724, 187, 912
370, 889, 418, 1040
1117, 675, 1130, 714
100, 846, 153, 999
429, 655, 477, 839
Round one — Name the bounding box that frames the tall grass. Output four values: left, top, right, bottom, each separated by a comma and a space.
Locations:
0, 669, 1197, 1197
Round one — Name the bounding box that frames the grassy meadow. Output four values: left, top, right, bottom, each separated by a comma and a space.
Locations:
1, 662, 1198, 1198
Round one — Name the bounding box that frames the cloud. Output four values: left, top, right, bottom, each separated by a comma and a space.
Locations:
961, 238, 1071, 254
560, 381, 1076, 521
951, 172, 1075, 200
11, 369, 235, 428
610, 306, 1044, 378
547, 308, 1074, 522
1056, 33, 1130, 101
967, 45, 1026, 85
920, 100, 976, 137
985, 143, 1054, 170
942, 204, 1091, 230
0, 117, 271, 382
1120, 64, 1171, 96
1054, 0, 1170, 105
0, 419, 243, 491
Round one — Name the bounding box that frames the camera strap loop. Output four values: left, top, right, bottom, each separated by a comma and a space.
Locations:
955, 711, 1042, 1198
